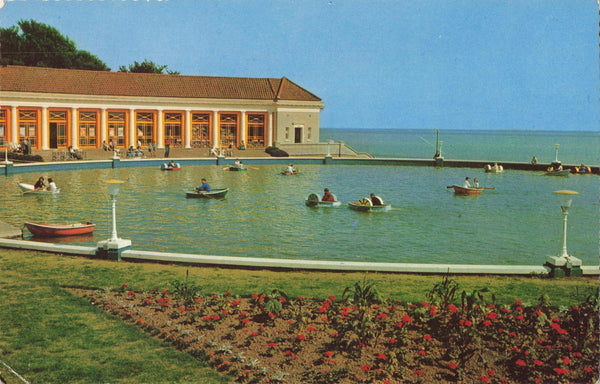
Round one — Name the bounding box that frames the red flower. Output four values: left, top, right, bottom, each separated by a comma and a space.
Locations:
297, 334, 306, 340
413, 370, 423, 376
307, 326, 315, 332
360, 364, 371, 371
515, 359, 526, 367
533, 360, 542, 366
121, 283, 128, 287
329, 295, 335, 301
447, 362, 458, 370
377, 353, 386, 360
421, 301, 429, 307
479, 375, 490, 383
268, 342, 276, 348
483, 320, 492, 327
447, 304, 458, 314
562, 357, 570, 365
486, 312, 498, 320
418, 350, 426, 356
242, 318, 249, 323
268, 312, 276, 318
487, 369, 495, 376
424, 334, 432, 341
325, 351, 332, 357
402, 314, 412, 323
554, 368, 568, 375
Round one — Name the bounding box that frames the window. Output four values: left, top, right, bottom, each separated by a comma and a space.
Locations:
19, 110, 37, 147
191, 113, 210, 148
164, 112, 182, 147
219, 113, 238, 147
108, 112, 126, 147
79, 111, 97, 147
247, 114, 265, 147
136, 112, 154, 146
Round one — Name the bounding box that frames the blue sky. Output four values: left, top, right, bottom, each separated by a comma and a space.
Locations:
1, 0, 598, 131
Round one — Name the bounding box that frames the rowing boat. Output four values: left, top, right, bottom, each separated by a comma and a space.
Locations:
348, 196, 391, 212
17, 182, 61, 194
305, 193, 341, 207
281, 169, 300, 175
227, 166, 247, 172
185, 188, 229, 199
450, 185, 483, 195
542, 169, 570, 177
161, 163, 181, 171
24, 222, 95, 237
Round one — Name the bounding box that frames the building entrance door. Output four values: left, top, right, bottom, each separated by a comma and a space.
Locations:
294, 127, 302, 143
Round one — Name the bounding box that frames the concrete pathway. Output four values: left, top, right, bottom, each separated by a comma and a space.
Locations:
0, 221, 22, 239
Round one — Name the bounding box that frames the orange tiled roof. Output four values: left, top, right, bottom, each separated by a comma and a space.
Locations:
0, 65, 321, 102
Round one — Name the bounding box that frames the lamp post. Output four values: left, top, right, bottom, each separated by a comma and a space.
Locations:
97, 179, 131, 260
554, 144, 560, 163
544, 190, 582, 277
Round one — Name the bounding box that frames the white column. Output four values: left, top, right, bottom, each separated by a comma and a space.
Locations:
100, 108, 107, 147
41, 106, 48, 149
267, 112, 273, 147
212, 111, 219, 149
157, 109, 164, 149
184, 110, 191, 149
129, 109, 135, 148
240, 111, 246, 148
10, 106, 17, 144
71, 107, 78, 149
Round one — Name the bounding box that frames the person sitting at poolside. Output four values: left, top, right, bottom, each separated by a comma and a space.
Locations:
462, 177, 471, 188
34, 176, 45, 190
322, 188, 334, 202
46, 178, 57, 192
370, 193, 383, 206
196, 178, 211, 192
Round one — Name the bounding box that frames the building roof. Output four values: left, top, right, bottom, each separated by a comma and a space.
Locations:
0, 65, 321, 102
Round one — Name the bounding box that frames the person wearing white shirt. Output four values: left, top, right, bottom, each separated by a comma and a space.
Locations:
462, 177, 471, 188
47, 178, 57, 192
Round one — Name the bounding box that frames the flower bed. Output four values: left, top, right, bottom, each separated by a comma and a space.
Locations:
69, 279, 599, 383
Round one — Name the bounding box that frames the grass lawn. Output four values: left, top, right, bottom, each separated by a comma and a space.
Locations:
0, 249, 597, 383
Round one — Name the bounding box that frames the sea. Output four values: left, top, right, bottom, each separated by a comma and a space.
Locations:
1, 129, 598, 267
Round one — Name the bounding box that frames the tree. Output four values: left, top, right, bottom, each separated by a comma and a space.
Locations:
118, 59, 179, 75
0, 19, 109, 71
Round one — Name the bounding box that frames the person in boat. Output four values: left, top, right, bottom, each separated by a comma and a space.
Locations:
34, 176, 45, 190
46, 178, 57, 193
322, 188, 334, 202
234, 158, 243, 168
370, 193, 383, 206
167, 161, 176, 168
462, 177, 471, 188
286, 164, 295, 174
196, 178, 211, 192
578, 164, 587, 173
473, 178, 480, 188
531, 156, 538, 165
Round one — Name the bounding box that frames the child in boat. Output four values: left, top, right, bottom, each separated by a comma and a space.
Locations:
47, 178, 57, 192
196, 178, 211, 192
473, 178, 480, 188
322, 188, 335, 202
34, 177, 45, 190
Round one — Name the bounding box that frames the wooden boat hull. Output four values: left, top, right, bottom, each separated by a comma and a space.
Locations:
25, 222, 95, 237
305, 199, 341, 207
185, 188, 229, 199
281, 170, 300, 175
348, 202, 391, 212
542, 170, 570, 177
228, 167, 247, 171
451, 185, 483, 195
18, 182, 60, 194
571, 166, 592, 174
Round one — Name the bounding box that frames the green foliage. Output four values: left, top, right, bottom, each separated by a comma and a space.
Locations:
265, 146, 289, 157
427, 273, 459, 308
343, 278, 382, 308
7, 152, 44, 163
171, 273, 202, 307
118, 59, 180, 74
0, 19, 109, 70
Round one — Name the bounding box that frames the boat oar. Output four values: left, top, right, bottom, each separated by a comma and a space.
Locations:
247, 166, 259, 170
483, 187, 495, 190
222, 166, 230, 171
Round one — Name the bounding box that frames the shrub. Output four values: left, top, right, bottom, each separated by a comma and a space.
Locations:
265, 146, 289, 157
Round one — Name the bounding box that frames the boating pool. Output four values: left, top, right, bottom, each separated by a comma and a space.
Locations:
0, 164, 597, 266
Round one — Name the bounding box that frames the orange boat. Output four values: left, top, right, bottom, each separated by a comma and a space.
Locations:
24, 222, 95, 237
450, 185, 483, 195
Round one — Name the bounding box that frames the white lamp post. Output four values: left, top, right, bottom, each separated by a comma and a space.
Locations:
554, 144, 560, 163
545, 190, 582, 277
97, 179, 131, 260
